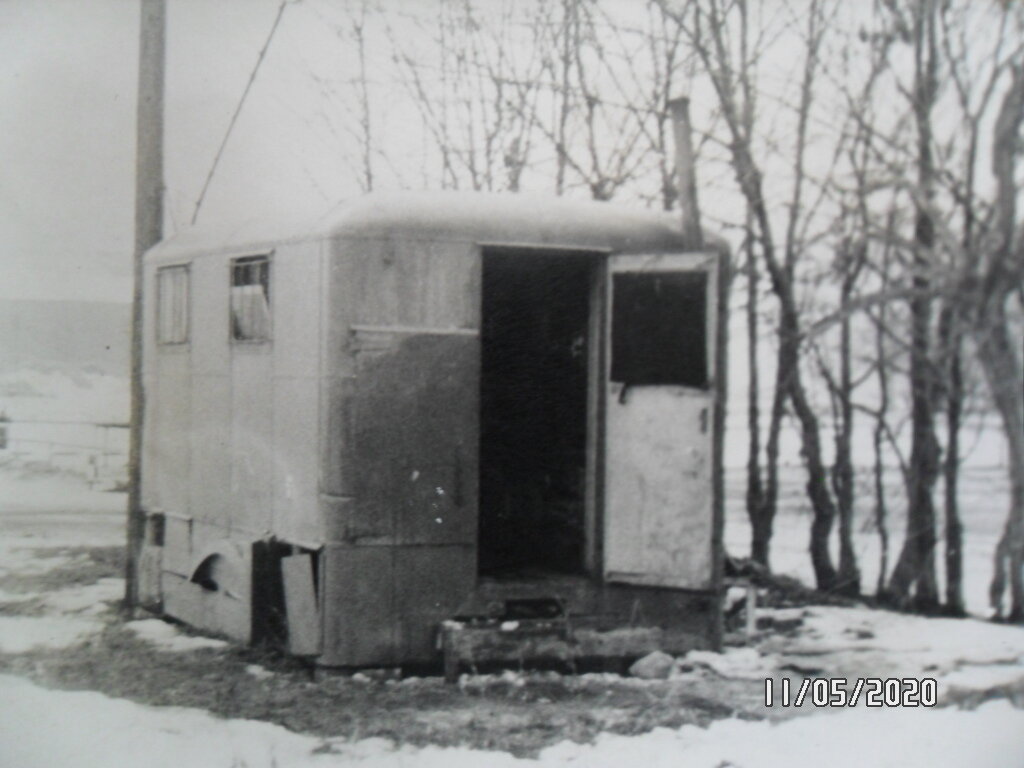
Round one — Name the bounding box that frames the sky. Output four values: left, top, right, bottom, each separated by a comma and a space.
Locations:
1, 1, 139, 302
1, 0, 373, 303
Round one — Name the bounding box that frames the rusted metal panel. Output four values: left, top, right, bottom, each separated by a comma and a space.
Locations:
320, 544, 397, 666
282, 554, 321, 656
320, 374, 353, 499
348, 330, 479, 547
393, 545, 475, 661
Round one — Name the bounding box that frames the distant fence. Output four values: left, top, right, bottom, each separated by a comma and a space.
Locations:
0, 418, 129, 487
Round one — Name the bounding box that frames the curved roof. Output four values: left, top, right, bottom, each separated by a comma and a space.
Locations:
147, 191, 702, 260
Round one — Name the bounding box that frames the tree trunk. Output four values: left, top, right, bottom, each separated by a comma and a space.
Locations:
939, 306, 965, 616
777, 306, 838, 591
745, 222, 769, 566
832, 244, 861, 596
977, 310, 1024, 622
885, 250, 941, 612
886, 0, 941, 613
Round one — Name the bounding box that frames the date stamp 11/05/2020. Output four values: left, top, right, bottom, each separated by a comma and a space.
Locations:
765, 678, 938, 708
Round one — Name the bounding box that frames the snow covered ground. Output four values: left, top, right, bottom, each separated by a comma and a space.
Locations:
1, 663, 1022, 768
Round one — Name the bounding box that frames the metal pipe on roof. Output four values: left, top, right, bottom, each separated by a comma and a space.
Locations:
669, 97, 704, 252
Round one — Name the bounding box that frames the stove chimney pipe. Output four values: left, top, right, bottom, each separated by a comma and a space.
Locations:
669, 97, 703, 251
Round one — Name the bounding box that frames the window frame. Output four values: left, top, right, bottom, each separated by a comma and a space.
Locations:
229, 253, 273, 344
155, 263, 191, 346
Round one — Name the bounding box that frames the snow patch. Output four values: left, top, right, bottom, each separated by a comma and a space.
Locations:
786, 607, 1024, 674
43, 578, 124, 615
246, 664, 275, 681
0, 548, 83, 578
124, 619, 229, 653
684, 647, 778, 679
940, 663, 1024, 692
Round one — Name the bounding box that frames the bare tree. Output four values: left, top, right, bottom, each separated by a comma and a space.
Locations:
971, 64, 1024, 621
671, 0, 847, 590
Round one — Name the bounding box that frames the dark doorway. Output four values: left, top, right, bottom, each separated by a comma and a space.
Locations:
478, 249, 593, 577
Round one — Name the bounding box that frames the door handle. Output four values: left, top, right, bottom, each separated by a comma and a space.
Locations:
700, 407, 708, 434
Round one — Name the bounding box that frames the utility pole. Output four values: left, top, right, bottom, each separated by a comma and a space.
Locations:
126, 0, 166, 610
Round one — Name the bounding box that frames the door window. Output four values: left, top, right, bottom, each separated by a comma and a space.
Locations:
610, 271, 707, 388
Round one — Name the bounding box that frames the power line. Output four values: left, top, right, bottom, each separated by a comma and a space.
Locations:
191, 0, 292, 225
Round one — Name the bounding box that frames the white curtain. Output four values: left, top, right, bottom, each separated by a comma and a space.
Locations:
231, 283, 271, 340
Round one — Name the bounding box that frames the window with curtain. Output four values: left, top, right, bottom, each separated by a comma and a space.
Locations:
230, 255, 271, 341
157, 265, 190, 345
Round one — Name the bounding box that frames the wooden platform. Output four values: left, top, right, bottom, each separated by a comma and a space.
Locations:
439, 617, 703, 682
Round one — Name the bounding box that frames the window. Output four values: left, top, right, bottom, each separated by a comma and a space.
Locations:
157, 265, 190, 344
230, 255, 271, 341
610, 271, 708, 388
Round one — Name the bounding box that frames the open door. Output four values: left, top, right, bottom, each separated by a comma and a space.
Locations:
603, 252, 716, 589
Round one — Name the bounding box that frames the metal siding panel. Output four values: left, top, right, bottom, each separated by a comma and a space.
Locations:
190, 374, 231, 526
230, 350, 274, 534
161, 541, 253, 643
154, 351, 191, 515
343, 239, 480, 329
321, 545, 397, 666
272, 376, 321, 543
321, 374, 353, 499
321, 239, 357, 498
282, 554, 321, 655
163, 516, 191, 575
272, 243, 320, 376
190, 255, 229, 378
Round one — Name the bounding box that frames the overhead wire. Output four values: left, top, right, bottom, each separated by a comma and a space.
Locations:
190, 0, 293, 225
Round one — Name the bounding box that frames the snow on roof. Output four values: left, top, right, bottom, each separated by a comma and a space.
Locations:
147, 191, 703, 261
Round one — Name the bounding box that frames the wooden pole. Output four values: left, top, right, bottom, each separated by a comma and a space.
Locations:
126, 0, 166, 610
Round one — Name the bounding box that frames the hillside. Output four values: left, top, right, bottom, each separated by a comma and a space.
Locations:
0, 299, 129, 377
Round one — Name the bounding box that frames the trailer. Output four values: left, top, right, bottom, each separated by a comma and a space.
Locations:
136, 191, 726, 673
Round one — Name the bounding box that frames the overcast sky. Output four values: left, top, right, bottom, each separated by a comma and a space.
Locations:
2, 1, 139, 302
1, 0, 381, 303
